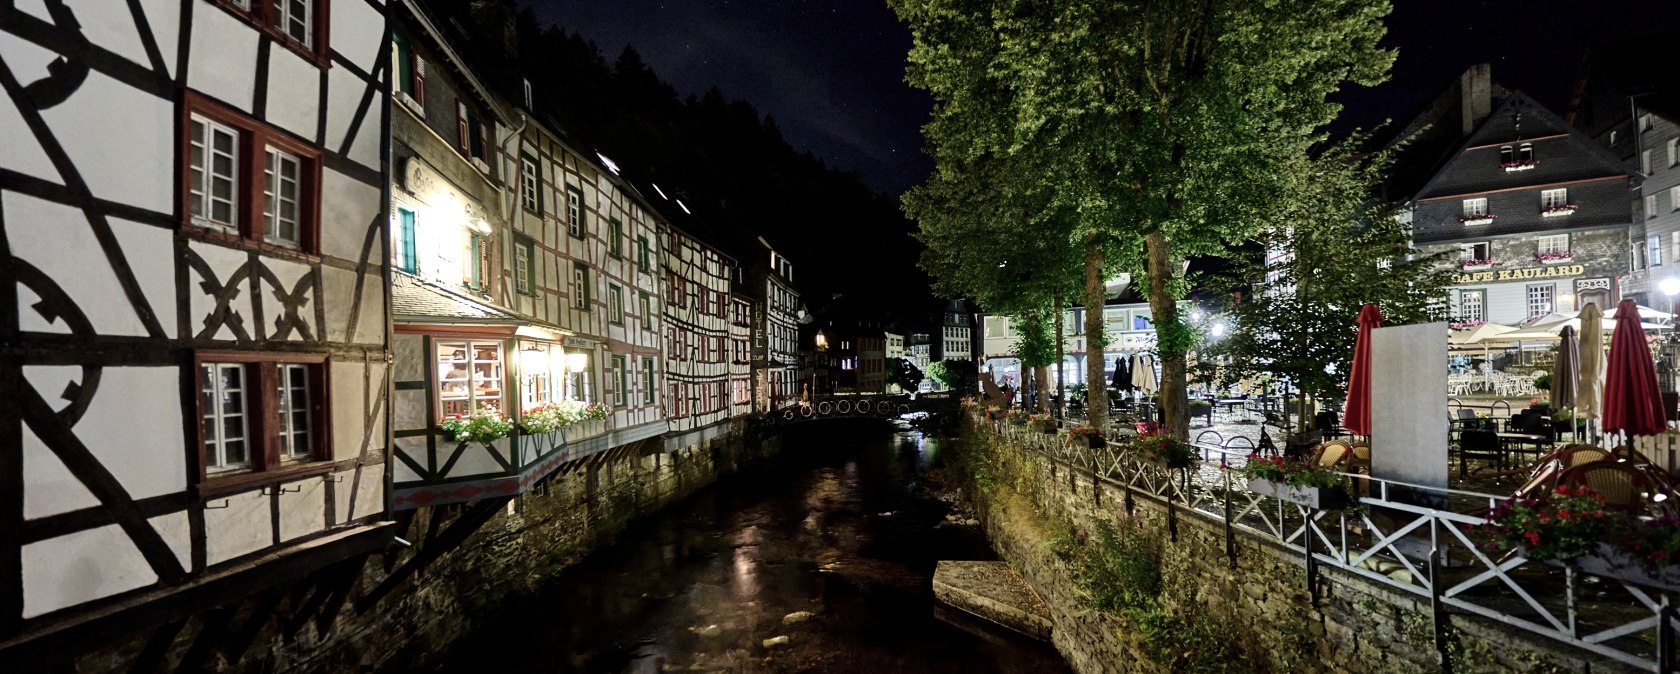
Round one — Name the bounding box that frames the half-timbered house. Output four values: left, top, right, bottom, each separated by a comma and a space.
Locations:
658, 212, 736, 440
752, 237, 804, 411
0, 0, 392, 662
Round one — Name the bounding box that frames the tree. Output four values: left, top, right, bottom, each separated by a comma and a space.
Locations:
1012, 306, 1057, 411
1210, 145, 1452, 431
887, 357, 924, 393
928, 359, 979, 394
894, 0, 1395, 439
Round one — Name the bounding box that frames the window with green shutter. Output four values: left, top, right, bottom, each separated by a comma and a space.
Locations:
396, 207, 417, 273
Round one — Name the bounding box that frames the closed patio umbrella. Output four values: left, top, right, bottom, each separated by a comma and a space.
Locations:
1343, 304, 1381, 437
1577, 303, 1605, 432
1550, 325, 1578, 411
1111, 356, 1128, 391
1603, 299, 1666, 438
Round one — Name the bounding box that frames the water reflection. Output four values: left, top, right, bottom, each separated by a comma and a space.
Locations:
440, 424, 1067, 674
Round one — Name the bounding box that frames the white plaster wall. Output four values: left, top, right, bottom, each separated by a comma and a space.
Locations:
262, 255, 315, 339
324, 66, 371, 166
393, 334, 424, 381
355, 273, 385, 345
320, 168, 382, 263
0, 66, 55, 178
21, 523, 154, 619
393, 388, 425, 430
22, 366, 185, 509
265, 47, 321, 142
187, 5, 259, 112
445, 443, 507, 479
330, 359, 370, 462
7, 192, 174, 338
205, 488, 271, 566
334, 465, 384, 524
278, 477, 327, 541
330, 0, 385, 73
150, 510, 193, 570
392, 436, 425, 483
187, 240, 256, 340
21, 424, 99, 519
110, 216, 180, 338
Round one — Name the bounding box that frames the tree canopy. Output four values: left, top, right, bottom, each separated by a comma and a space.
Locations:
894, 0, 1395, 436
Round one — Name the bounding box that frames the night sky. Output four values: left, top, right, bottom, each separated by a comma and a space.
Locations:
528, 0, 1680, 199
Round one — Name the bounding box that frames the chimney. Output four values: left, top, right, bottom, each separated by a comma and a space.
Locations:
1459, 63, 1492, 136
469, 0, 517, 60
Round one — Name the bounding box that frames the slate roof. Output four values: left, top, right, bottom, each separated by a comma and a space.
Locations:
392, 273, 521, 322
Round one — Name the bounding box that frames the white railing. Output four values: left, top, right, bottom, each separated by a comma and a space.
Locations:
982, 417, 1678, 673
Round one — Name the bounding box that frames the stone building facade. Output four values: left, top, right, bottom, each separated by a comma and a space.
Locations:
1392, 66, 1636, 324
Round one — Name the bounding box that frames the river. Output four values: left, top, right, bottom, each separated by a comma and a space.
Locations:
437, 421, 1070, 674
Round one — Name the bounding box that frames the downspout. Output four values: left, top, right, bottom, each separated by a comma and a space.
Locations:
495, 111, 529, 308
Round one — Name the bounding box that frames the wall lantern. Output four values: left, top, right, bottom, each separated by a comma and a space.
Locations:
565, 352, 590, 373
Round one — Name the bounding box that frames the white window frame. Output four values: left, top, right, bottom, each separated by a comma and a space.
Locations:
566, 186, 584, 238
1540, 188, 1568, 210
1670, 137, 1679, 167
1654, 235, 1664, 267
608, 284, 624, 324
278, 363, 312, 460
514, 239, 531, 295
436, 340, 505, 418
1462, 198, 1488, 217
613, 355, 628, 406
202, 363, 251, 472
1526, 284, 1555, 318
190, 114, 241, 231
1459, 242, 1491, 261
1672, 185, 1680, 212
1459, 290, 1485, 323
573, 264, 590, 310
520, 156, 540, 213
642, 357, 656, 405
1649, 195, 1660, 220
1641, 113, 1654, 132
263, 146, 303, 247
1537, 234, 1569, 255
273, 0, 313, 48
1643, 149, 1653, 175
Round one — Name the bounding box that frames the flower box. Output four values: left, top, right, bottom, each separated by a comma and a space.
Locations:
1501, 160, 1538, 172
1086, 435, 1108, 449
1537, 252, 1574, 264
1540, 205, 1578, 218
1459, 216, 1496, 226
1460, 260, 1494, 271
1247, 478, 1351, 510
1542, 543, 1680, 593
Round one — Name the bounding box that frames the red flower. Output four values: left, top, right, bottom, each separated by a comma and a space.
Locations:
1525, 531, 1541, 547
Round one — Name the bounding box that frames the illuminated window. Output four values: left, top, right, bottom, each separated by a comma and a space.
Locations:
436, 341, 504, 417
567, 185, 585, 238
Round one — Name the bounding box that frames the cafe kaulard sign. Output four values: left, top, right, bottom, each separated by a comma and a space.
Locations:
1451, 263, 1585, 285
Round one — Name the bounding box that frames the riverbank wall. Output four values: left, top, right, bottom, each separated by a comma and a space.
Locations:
953, 420, 1634, 674
69, 422, 779, 673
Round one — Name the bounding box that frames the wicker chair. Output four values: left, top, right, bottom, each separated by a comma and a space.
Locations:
1314, 440, 1353, 471
1556, 462, 1658, 512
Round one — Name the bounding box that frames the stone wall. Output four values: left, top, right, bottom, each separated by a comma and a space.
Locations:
68, 423, 776, 674
961, 426, 1631, 674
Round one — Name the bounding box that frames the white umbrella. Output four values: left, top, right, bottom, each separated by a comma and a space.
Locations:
1578, 303, 1606, 430
1449, 322, 1517, 345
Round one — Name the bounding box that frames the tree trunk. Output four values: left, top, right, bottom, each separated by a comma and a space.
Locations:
1035, 365, 1050, 413
1145, 231, 1189, 439
1055, 289, 1066, 418
1083, 240, 1108, 431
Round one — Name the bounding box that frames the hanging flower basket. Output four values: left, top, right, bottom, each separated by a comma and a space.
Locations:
1246, 478, 1351, 510
1067, 423, 1104, 448
1028, 413, 1058, 434
1006, 408, 1030, 425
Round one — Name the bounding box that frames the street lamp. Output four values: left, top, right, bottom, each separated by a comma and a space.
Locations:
1210, 322, 1227, 339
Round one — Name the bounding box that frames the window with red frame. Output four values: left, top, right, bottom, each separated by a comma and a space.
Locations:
197, 353, 328, 480
216, 0, 328, 62
184, 96, 321, 253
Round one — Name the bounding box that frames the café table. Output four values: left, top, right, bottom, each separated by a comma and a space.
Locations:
1495, 432, 1548, 468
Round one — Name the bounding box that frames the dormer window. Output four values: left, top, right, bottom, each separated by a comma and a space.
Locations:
1501, 143, 1537, 171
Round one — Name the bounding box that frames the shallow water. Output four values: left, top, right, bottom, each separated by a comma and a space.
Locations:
437, 422, 1070, 674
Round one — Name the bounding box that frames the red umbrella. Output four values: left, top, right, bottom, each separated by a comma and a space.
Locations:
1603, 298, 1666, 437
1343, 304, 1382, 437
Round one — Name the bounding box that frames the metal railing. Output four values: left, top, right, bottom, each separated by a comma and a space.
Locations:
981, 417, 1678, 673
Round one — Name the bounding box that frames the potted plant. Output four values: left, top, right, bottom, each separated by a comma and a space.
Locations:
1067, 423, 1105, 449
1187, 399, 1212, 420
1608, 515, 1680, 591
1481, 487, 1680, 590
1236, 453, 1350, 509
1006, 408, 1030, 425
439, 410, 513, 444
1126, 434, 1198, 469
1029, 413, 1059, 434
